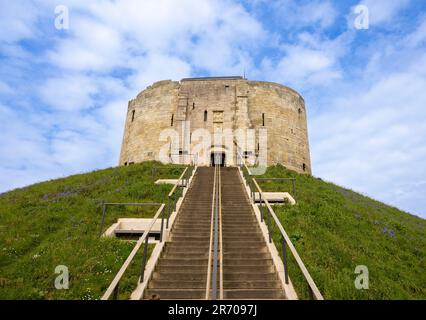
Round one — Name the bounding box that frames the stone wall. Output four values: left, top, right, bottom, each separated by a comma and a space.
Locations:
119, 77, 311, 174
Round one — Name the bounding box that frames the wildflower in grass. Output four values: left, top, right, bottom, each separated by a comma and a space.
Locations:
389, 229, 395, 238
383, 226, 387, 234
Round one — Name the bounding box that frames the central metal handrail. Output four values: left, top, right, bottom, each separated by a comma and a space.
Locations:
218, 165, 224, 300
205, 163, 223, 300
236, 151, 323, 300
211, 164, 220, 300
205, 165, 217, 299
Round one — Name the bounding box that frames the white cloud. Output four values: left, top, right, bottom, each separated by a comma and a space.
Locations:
0, 1, 41, 43
39, 75, 98, 111
270, 0, 338, 29
311, 69, 426, 217
359, 0, 410, 25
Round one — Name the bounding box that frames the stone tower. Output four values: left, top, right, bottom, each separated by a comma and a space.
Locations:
119, 76, 311, 174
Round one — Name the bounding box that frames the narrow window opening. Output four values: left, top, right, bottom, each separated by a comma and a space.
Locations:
204, 110, 208, 122
124, 162, 128, 166
262, 113, 265, 126
302, 163, 306, 172
243, 151, 252, 159
131, 110, 135, 122
171, 114, 174, 127
298, 108, 302, 115
193, 102, 195, 110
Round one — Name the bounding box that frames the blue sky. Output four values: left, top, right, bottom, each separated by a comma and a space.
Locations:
0, 0, 425, 218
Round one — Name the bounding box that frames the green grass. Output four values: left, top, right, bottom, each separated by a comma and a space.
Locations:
254, 165, 426, 300
1, 162, 424, 300
0, 161, 184, 300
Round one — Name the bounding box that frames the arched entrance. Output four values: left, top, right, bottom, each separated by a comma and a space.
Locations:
209, 145, 227, 167
211, 152, 225, 167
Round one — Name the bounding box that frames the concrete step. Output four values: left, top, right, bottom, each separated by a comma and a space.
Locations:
223, 246, 269, 253
222, 234, 264, 240
171, 235, 210, 241
171, 231, 211, 237
223, 272, 279, 281
223, 258, 273, 266
144, 289, 205, 300
223, 289, 285, 299
223, 252, 270, 259
156, 264, 208, 273
223, 280, 283, 289
148, 279, 206, 289
159, 258, 208, 266
223, 240, 267, 246
223, 265, 276, 273
165, 252, 209, 259
164, 246, 209, 254
152, 271, 207, 281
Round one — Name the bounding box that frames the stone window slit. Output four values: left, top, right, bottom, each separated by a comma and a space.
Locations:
204, 110, 208, 122
131, 110, 135, 122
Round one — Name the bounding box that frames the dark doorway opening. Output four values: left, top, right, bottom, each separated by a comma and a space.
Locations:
211, 152, 225, 167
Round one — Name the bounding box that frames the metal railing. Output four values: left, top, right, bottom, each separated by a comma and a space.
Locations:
101, 203, 166, 300
101, 165, 196, 300
237, 152, 323, 300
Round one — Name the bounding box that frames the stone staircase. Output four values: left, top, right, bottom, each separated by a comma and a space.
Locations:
143, 166, 285, 300
221, 167, 285, 299
143, 167, 214, 299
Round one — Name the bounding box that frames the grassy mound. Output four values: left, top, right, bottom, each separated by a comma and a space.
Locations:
0, 162, 424, 299
256, 165, 425, 299
0, 162, 184, 300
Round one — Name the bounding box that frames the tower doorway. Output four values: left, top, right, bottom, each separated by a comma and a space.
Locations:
211, 152, 225, 167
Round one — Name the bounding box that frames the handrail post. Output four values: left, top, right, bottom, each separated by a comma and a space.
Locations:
282, 236, 289, 284
113, 284, 119, 300
166, 196, 171, 229
99, 202, 107, 236
266, 206, 272, 243
260, 194, 263, 222
292, 179, 297, 201
140, 235, 149, 282
251, 180, 255, 204
160, 205, 165, 242
308, 286, 314, 300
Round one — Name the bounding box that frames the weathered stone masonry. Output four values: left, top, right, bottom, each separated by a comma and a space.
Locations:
119, 76, 311, 174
